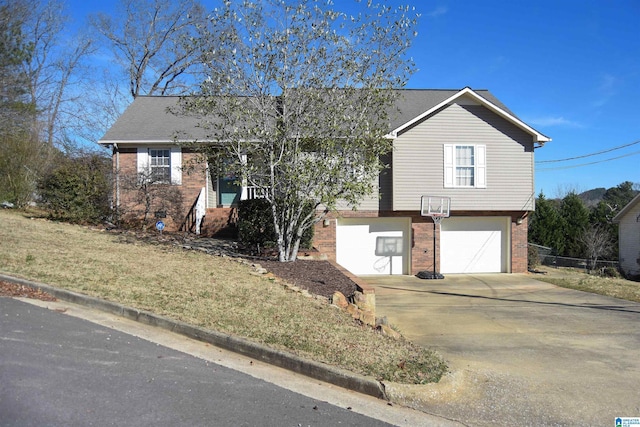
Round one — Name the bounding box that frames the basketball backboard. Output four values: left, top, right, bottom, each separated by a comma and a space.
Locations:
420, 195, 451, 218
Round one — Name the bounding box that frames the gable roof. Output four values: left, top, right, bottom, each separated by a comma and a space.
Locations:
100, 87, 551, 146
388, 87, 551, 145
612, 193, 640, 223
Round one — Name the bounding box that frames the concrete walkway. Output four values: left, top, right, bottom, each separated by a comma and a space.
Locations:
363, 273, 640, 426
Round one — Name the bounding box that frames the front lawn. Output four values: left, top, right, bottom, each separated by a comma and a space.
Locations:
533, 265, 640, 303
0, 209, 447, 384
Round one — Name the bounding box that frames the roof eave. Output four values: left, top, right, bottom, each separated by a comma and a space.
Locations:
389, 87, 551, 143
612, 193, 640, 223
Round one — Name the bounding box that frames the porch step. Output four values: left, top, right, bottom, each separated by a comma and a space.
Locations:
200, 207, 238, 238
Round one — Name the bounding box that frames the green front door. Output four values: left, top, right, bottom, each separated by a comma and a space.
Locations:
218, 174, 241, 206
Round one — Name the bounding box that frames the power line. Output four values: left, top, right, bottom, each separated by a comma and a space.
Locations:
536, 139, 640, 163
537, 149, 640, 171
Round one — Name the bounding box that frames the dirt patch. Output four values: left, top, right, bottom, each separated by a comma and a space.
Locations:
0, 280, 57, 301
257, 259, 358, 299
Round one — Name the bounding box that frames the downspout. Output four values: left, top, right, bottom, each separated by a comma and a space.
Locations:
205, 163, 209, 208
114, 143, 120, 214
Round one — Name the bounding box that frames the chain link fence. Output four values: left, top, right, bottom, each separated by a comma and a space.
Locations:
529, 243, 619, 271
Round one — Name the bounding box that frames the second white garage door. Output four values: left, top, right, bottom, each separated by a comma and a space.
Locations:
336, 217, 411, 275
440, 217, 510, 274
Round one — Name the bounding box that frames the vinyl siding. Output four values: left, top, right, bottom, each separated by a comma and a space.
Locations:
393, 102, 535, 211
618, 203, 640, 276
332, 179, 380, 211
331, 152, 392, 212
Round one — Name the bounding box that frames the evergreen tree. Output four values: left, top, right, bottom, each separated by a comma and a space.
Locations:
589, 181, 638, 260
0, 0, 45, 206
529, 192, 565, 253
559, 192, 590, 258
0, 0, 34, 129
602, 181, 636, 211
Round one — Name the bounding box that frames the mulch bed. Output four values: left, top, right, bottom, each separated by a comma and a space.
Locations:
0, 280, 57, 301
257, 259, 358, 299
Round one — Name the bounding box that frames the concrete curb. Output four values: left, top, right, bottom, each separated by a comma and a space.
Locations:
0, 273, 387, 400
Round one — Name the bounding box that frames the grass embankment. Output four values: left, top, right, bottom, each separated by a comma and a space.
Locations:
0, 210, 446, 384
534, 265, 640, 303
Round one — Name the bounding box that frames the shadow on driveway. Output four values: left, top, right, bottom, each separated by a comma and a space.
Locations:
363, 273, 640, 426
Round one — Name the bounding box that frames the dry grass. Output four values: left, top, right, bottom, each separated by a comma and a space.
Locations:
534, 265, 640, 303
0, 209, 446, 384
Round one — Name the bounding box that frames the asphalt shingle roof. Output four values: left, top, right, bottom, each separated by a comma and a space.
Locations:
99, 89, 517, 144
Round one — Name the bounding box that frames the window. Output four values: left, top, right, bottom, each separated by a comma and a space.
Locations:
444, 144, 486, 188
455, 145, 475, 186
137, 147, 182, 185
149, 149, 171, 183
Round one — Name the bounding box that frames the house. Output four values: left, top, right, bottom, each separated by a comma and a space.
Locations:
99, 87, 550, 275
612, 194, 640, 277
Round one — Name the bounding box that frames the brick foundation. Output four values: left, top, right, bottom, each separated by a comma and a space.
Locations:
313, 210, 530, 275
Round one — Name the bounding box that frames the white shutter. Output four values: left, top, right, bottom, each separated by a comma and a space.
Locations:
170, 147, 182, 185
476, 144, 486, 188
443, 144, 454, 188
137, 147, 148, 174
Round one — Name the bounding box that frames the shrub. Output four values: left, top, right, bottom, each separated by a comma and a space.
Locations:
38, 154, 111, 223
238, 198, 314, 253
601, 266, 621, 278
238, 198, 276, 250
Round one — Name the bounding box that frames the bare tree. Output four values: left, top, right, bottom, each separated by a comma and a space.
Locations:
0, 0, 57, 206
185, 0, 419, 262
553, 183, 585, 200
580, 226, 614, 272
117, 168, 183, 230
91, 0, 207, 99
21, 0, 96, 148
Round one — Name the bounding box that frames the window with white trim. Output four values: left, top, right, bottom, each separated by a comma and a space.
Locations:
149, 149, 171, 183
137, 147, 182, 185
444, 144, 486, 188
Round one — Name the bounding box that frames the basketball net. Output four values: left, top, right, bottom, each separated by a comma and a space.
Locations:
430, 214, 445, 225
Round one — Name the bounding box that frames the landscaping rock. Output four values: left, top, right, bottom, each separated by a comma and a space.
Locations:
331, 291, 349, 309
346, 303, 362, 320
361, 311, 376, 327
377, 324, 401, 339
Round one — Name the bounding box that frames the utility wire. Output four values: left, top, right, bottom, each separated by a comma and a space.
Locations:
537, 149, 640, 171
536, 139, 640, 163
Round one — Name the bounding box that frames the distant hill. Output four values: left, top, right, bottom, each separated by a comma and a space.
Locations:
579, 188, 606, 207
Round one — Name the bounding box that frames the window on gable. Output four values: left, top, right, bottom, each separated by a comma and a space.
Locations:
455, 145, 475, 186
444, 144, 486, 188
149, 149, 171, 183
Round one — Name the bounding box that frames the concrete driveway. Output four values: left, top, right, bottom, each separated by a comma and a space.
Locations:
363, 273, 640, 426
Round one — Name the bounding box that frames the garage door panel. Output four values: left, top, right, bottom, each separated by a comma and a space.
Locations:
441, 217, 508, 274
336, 218, 410, 275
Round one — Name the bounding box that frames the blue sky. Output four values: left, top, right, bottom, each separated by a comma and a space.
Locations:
71, 0, 640, 197
405, 0, 640, 197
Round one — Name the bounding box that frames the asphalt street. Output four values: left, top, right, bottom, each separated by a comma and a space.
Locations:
0, 297, 397, 427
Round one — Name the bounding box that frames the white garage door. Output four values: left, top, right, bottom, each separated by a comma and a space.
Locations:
440, 217, 509, 274
336, 217, 411, 275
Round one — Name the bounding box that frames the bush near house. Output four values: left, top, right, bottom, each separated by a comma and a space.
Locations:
38, 154, 111, 224
238, 198, 314, 254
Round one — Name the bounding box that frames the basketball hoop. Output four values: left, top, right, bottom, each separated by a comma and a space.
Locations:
418, 196, 451, 280
430, 213, 446, 225
421, 195, 450, 219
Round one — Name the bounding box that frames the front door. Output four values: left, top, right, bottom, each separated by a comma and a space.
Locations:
218, 173, 241, 206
